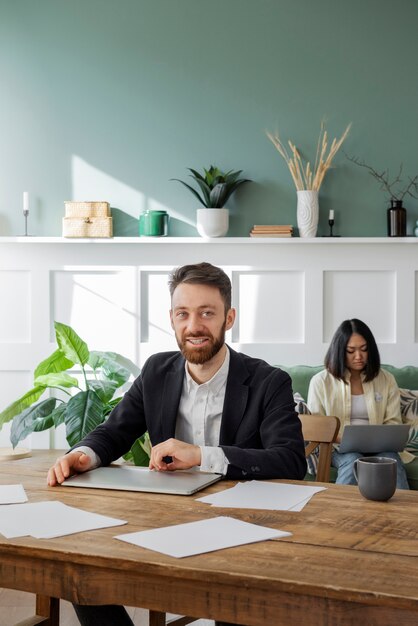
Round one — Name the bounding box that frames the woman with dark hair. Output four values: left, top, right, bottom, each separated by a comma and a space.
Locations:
308, 318, 409, 488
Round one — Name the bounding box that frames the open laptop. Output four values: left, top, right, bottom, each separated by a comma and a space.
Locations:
61, 465, 222, 496
339, 424, 410, 454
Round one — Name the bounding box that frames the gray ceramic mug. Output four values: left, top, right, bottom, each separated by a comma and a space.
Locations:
353, 456, 397, 501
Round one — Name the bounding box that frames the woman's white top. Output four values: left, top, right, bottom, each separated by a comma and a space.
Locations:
350, 394, 369, 425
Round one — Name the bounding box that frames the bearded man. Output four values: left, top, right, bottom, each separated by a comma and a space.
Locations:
47, 262, 306, 626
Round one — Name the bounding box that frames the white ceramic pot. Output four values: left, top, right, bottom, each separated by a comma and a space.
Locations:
196, 208, 229, 238
297, 190, 319, 238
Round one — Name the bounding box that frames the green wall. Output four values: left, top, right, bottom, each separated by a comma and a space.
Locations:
1, 0, 418, 237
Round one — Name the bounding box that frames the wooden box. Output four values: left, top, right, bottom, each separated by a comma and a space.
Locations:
62, 216, 113, 238
62, 201, 112, 238
64, 201, 111, 218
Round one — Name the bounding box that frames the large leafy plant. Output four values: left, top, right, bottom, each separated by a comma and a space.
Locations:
0, 322, 151, 465
172, 165, 251, 208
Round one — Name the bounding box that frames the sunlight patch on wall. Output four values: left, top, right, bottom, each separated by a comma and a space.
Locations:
71, 155, 145, 216
71, 155, 195, 227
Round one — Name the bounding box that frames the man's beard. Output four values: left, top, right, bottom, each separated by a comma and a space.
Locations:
176, 322, 226, 364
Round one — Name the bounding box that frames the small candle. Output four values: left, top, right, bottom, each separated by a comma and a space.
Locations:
329, 209, 334, 220
23, 192, 29, 213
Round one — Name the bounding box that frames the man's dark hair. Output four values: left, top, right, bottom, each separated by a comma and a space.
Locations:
168, 262, 232, 312
324, 318, 380, 383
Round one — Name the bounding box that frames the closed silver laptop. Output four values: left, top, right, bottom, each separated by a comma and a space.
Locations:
61, 465, 222, 496
339, 424, 410, 454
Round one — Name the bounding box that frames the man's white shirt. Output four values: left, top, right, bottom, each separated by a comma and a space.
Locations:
175, 347, 230, 474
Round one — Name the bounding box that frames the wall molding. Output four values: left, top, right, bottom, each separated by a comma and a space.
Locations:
0, 237, 417, 448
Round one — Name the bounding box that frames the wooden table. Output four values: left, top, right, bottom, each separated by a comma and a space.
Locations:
2, 451, 418, 626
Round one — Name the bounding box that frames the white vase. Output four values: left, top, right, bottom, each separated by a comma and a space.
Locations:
297, 190, 319, 238
196, 208, 229, 238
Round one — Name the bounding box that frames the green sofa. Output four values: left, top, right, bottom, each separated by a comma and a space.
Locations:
280, 364, 418, 406
279, 364, 418, 488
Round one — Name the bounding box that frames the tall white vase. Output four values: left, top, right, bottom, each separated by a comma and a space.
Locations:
297, 190, 319, 238
196, 208, 229, 238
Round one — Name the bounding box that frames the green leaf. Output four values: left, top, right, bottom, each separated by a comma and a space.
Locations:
188, 168, 206, 183
10, 398, 57, 448
140, 431, 152, 457
123, 432, 151, 466
102, 362, 131, 386
173, 167, 251, 208
191, 177, 211, 206
0, 386, 47, 429
34, 372, 79, 388
103, 396, 122, 417
50, 403, 67, 428
54, 321, 89, 366
209, 183, 228, 208
64, 390, 105, 446
34, 349, 74, 378
88, 350, 109, 370
88, 351, 140, 378
88, 379, 119, 403
171, 179, 207, 206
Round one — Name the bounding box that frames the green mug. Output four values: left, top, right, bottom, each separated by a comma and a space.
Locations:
139, 210, 168, 236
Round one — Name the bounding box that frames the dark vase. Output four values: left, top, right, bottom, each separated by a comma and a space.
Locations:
387, 199, 407, 237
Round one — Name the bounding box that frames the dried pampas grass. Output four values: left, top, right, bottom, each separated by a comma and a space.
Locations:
266, 121, 351, 191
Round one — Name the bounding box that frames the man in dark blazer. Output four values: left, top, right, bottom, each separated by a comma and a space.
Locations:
48, 261, 306, 626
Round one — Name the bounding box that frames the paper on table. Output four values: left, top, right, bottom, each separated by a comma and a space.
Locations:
0, 484, 27, 504
34, 502, 128, 539
197, 481, 326, 510
0, 501, 127, 539
0, 501, 52, 538
287, 496, 313, 512
115, 516, 291, 558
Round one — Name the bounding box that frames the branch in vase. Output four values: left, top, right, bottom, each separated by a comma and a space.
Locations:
345, 153, 418, 201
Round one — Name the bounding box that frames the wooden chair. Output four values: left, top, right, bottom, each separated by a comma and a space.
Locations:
299, 414, 340, 482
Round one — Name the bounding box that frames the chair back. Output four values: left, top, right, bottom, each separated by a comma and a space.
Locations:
299, 414, 340, 483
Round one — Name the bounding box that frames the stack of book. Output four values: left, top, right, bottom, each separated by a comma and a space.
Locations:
250, 225, 293, 238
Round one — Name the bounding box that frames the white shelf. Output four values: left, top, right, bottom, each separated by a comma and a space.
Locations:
0, 236, 417, 244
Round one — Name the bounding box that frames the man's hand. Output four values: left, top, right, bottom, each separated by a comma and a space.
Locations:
47, 450, 92, 486
149, 438, 201, 471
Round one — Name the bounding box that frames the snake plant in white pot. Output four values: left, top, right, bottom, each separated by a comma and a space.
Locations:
172, 165, 251, 238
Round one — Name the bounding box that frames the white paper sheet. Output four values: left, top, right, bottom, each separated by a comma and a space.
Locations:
0, 484, 27, 504
115, 515, 291, 558
0, 500, 127, 539
196, 481, 326, 510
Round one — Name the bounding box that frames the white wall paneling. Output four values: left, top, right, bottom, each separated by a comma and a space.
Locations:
0, 270, 31, 343
233, 271, 304, 344
0, 237, 417, 449
323, 271, 396, 343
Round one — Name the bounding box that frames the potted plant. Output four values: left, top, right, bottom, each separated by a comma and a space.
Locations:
345, 154, 418, 236
266, 121, 351, 237
0, 321, 151, 466
172, 165, 251, 238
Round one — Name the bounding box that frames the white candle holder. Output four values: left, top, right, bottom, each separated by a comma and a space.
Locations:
22, 209, 30, 236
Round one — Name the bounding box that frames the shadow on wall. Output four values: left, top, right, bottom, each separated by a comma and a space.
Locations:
73, 155, 197, 237
111, 208, 139, 236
